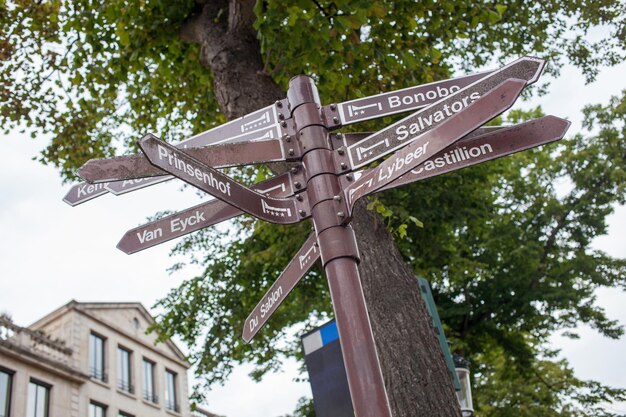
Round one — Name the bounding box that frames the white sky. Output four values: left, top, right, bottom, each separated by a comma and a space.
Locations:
1, 60, 625, 416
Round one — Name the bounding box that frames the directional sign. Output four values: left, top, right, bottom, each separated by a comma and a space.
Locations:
345, 56, 545, 170
243, 232, 320, 342
327, 70, 493, 126
344, 78, 527, 209
64, 104, 285, 204
139, 134, 307, 224
377, 116, 570, 192
63, 181, 111, 206
117, 171, 305, 254
83, 132, 370, 187
79, 139, 287, 184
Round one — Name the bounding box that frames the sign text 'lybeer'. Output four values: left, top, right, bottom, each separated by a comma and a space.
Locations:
243, 233, 320, 343
345, 56, 545, 170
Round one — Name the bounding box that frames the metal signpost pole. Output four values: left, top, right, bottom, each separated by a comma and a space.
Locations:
287, 76, 393, 417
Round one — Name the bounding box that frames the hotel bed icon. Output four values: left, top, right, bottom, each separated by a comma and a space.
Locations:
261, 199, 292, 218
356, 138, 390, 161
241, 111, 272, 133
299, 243, 318, 270
347, 102, 382, 118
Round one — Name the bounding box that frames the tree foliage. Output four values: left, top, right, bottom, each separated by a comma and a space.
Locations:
2, 0, 626, 415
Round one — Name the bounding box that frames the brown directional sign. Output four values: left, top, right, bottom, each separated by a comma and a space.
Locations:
243, 232, 320, 343
180, 106, 284, 148
85, 132, 369, 186
345, 78, 527, 209
79, 139, 287, 184
345, 56, 545, 170
117, 171, 305, 254
64, 104, 285, 204
139, 134, 307, 224
378, 116, 570, 192
327, 70, 493, 125
63, 181, 111, 206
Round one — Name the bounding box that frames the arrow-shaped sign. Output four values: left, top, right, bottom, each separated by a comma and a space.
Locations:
243, 232, 320, 343
79, 139, 288, 184
377, 115, 570, 192
345, 78, 527, 210
325, 69, 494, 126
64, 104, 285, 205
344, 56, 545, 170
117, 170, 306, 254
139, 134, 308, 224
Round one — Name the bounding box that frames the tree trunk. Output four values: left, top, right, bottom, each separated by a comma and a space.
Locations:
181, 2, 461, 416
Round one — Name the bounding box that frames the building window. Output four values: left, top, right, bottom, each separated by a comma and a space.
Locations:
0, 368, 13, 417
142, 359, 157, 404
27, 380, 50, 417
117, 346, 133, 393
89, 333, 106, 382
164, 370, 179, 412
118, 412, 134, 417
89, 401, 106, 417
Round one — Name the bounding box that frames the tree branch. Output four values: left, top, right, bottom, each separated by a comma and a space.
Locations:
180, 0, 228, 44
228, 0, 257, 36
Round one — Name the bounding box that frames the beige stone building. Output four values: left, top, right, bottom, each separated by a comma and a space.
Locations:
0, 301, 204, 417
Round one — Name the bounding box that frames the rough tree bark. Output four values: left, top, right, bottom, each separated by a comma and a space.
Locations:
180, 2, 462, 416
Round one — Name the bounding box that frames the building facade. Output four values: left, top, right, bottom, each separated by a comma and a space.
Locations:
0, 301, 195, 417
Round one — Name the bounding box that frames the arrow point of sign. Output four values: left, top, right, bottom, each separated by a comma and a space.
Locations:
116, 234, 135, 255
545, 115, 572, 138
138, 132, 160, 148
521, 56, 546, 85
76, 162, 93, 183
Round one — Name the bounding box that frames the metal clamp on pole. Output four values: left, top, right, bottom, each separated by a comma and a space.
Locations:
318, 225, 360, 266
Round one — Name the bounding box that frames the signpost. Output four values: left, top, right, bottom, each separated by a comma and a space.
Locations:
64, 64, 527, 205
66, 56, 570, 417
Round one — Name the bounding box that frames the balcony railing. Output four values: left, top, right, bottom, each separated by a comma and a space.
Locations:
0, 315, 73, 366
166, 400, 180, 413
89, 366, 108, 383
143, 390, 158, 404
117, 379, 134, 394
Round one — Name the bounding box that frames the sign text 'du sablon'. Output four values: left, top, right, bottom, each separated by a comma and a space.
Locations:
243, 234, 320, 342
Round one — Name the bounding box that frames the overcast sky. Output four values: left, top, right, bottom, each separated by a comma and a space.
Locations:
1, 60, 625, 416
